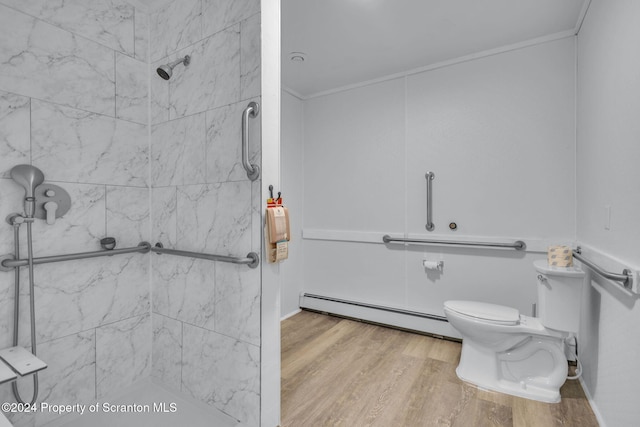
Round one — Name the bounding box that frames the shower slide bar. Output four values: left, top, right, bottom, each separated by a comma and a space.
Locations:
0, 242, 151, 271
382, 235, 526, 250
152, 243, 260, 269
242, 101, 260, 181
572, 248, 633, 290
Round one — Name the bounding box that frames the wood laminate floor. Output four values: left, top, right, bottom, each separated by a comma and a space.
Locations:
281, 310, 599, 427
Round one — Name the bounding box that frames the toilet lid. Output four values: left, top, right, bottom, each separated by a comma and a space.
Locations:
444, 300, 520, 325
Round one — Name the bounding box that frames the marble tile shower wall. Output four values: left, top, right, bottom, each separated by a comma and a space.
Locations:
148, 0, 262, 425
0, 1, 151, 426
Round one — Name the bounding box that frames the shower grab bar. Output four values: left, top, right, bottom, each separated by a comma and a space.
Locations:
151, 243, 260, 269
572, 248, 633, 289
242, 101, 260, 181
0, 242, 151, 271
425, 172, 434, 231
382, 235, 526, 250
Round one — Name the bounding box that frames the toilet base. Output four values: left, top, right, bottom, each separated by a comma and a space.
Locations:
455, 336, 567, 403
456, 368, 562, 403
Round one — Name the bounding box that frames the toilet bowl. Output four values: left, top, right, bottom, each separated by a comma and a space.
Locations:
443, 260, 585, 403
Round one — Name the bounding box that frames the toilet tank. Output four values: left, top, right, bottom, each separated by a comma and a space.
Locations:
534, 260, 585, 333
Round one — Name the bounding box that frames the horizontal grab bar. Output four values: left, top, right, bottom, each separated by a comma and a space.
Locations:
151, 243, 259, 268
382, 235, 526, 250
0, 242, 151, 271
572, 249, 633, 290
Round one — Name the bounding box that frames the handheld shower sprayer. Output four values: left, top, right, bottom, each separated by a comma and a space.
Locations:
156, 55, 190, 80
10, 164, 45, 218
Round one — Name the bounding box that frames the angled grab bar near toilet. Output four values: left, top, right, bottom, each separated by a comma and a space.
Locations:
382, 235, 526, 250
572, 248, 633, 290
242, 101, 260, 181
152, 243, 260, 269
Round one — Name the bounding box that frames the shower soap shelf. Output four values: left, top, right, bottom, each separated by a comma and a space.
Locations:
0, 346, 47, 382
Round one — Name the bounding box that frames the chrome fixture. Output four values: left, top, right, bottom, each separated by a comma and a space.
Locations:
382, 234, 526, 250
152, 243, 260, 269
573, 247, 633, 290
425, 171, 435, 231
10, 165, 44, 218
156, 55, 190, 80
0, 242, 151, 271
242, 101, 260, 181
7, 164, 46, 405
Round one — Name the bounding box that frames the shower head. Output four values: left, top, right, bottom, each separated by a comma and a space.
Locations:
11, 165, 44, 199
10, 164, 45, 217
156, 55, 190, 80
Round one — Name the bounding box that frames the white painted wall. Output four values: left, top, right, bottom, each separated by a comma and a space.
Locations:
300, 38, 576, 319
576, 1, 640, 425
280, 90, 305, 318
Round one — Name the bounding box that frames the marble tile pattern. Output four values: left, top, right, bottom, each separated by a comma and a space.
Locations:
149, 0, 202, 62
152, 256, 216, 330
150, 113, 206, 187
151, 313, 183, 390
0, 0, 136, 56
205, 99, 261, 183
150, 56, 170, 124
151, 187, 177, 248
0, 5, 115, 116
182, 324, 260, 426
34, 331, 96, 425
31, 100, 148, 187
240, 13, 261, 100
29, 183, 106, 257
0, 91, 30, 178
202, 0, 260, 38
147, 2, 263, 424
214, 262, 260, 346
0, 331, 96, 427
176, 182, 252, 255
134, 9, 150, 62
96, 313, 151, 399
35, 254, 150, 343
0, 1, 152, 424
106, 185, 150, 248
0, 0, 262, 425
116, 53, 148, 125
168, 26, 241, 119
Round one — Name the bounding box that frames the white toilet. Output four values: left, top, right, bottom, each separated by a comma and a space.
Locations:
443, 260, 585, 403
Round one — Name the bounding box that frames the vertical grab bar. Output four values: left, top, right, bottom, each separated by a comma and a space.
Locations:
425, 171, 435, 231
242, 101, 260, 181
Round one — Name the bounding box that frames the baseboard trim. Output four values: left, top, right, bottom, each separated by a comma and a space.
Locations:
280, 309, 302, 321
299, 293, 461, 339
578, 376, 607, 427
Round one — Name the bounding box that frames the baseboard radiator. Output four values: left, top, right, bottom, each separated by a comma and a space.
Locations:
299, 293, 461, 339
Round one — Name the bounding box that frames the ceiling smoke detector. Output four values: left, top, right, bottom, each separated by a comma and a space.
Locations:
289, 52, 307, 62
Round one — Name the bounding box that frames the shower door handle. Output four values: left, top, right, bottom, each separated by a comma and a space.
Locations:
242, 102, 260, 181
425, 172, 434, 231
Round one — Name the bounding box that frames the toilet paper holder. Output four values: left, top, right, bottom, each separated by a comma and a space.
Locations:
423, 259, 444, 271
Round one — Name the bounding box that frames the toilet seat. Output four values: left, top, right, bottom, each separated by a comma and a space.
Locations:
444, 300, 520, 326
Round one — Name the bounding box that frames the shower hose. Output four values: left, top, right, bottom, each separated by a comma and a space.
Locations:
11, 219, 39, 405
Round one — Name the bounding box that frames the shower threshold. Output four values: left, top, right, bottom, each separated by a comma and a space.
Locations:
43, 378, 237, 427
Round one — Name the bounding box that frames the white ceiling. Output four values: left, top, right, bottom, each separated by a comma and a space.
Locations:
282, 0, 588, 98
